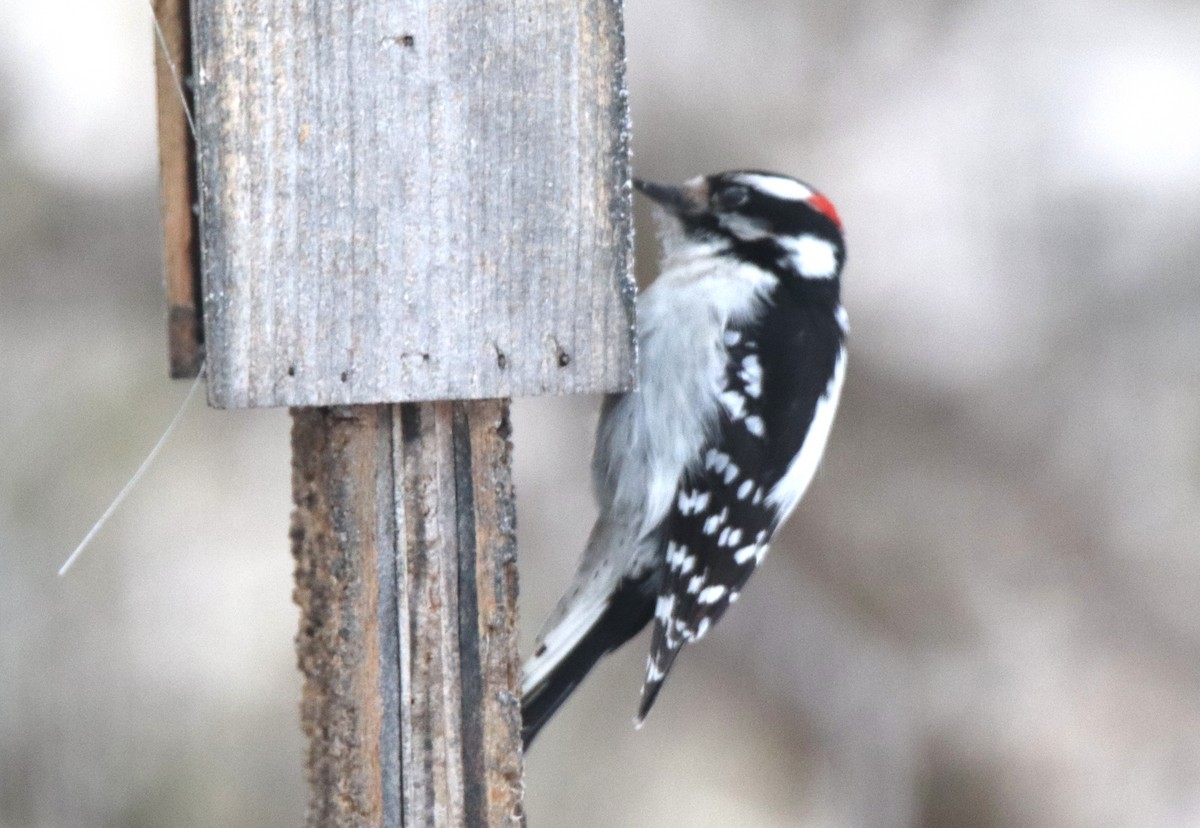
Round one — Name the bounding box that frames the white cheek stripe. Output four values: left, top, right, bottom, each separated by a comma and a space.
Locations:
765, 347, 846, 518
782, 234, 839, 280
734, 174, 814, 202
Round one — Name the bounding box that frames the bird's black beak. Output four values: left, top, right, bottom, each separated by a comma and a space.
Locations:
632, 177, 708, 215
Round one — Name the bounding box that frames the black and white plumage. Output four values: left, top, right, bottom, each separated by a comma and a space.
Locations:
521, 170, 848, 747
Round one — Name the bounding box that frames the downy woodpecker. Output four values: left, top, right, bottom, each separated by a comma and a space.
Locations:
522, 171, 848, 747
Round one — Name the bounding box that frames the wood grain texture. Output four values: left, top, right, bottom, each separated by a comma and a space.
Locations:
192, 0, 634, 409
292, 406, 398, 827
292, 401, 524, 827
456, 403, 523, 826
153, 0, 203, 378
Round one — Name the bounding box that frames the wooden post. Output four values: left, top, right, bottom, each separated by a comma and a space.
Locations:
292, 401, 522, 825
158, 0, 634, 825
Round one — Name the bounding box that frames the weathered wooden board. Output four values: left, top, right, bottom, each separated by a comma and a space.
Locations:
191, 0, 634, 408
292, 400, 524, 827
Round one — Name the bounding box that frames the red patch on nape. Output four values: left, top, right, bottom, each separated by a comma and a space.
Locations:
806, 193, 842, 229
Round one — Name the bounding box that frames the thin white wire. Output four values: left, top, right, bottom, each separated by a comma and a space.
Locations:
57, 5, 206, 576
151, 3, 198, 139
58, 363, 207, 576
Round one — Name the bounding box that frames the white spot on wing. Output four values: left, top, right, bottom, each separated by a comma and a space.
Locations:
739, 355, 762, 398
723, 462, 740, 484
734, 545, 757, 565
744, 415, 764, 437
705, 449, 731, 473
677, 489, 710, 516
720, 390, 747, 421
646, 656, 665, 681
655, 594, 675, 622
697, 585, 727, 605
835, 303, 850, 334
737, 479, 754, 500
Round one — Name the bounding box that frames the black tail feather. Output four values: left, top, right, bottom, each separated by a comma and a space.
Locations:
522, 575, 657, 749
634, 632, 682, 726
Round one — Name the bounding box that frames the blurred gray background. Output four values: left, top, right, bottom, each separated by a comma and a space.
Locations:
3, 1, 1199, 826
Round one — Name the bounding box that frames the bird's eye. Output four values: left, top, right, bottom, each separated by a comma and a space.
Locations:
713, 185, 750, 211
